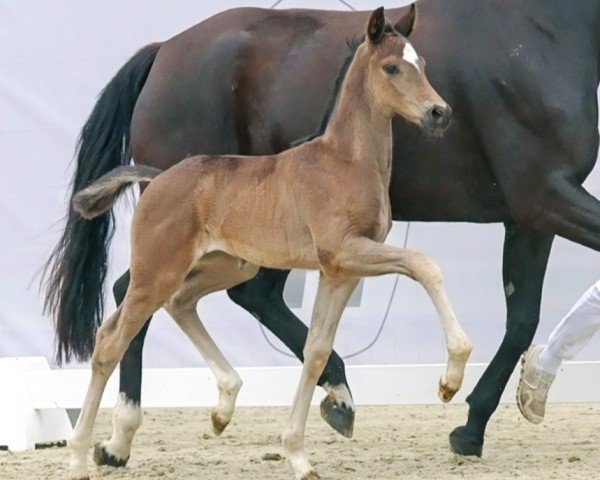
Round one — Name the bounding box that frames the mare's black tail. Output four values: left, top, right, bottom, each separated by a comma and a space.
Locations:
42, 43, 161, 364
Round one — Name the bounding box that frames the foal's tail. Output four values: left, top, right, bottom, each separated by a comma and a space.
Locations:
73, 166, 162, 219
42, 42, 161, 364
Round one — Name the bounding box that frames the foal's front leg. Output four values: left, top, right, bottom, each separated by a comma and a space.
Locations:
227, 268, 355, 438
163, 303, 244, 436
282, 275, 358, 480
324, 237, 473, 401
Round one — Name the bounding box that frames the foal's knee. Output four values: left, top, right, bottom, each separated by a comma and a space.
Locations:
410, 252, 444, 286
91, 348, 120, 377
303, 343, 332, 378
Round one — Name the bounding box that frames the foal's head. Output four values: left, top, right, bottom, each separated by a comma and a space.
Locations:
361, 6, 451, 134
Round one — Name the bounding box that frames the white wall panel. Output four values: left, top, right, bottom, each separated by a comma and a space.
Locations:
0, 1, 598, 370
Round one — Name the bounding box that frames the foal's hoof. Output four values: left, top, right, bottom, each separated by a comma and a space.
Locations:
93, 442, 129, 467
320, 394, 355, 439
449, 426, 483, 457
211, 409, 231, 437
438, 376, 458, 403
301, 470, 321, 480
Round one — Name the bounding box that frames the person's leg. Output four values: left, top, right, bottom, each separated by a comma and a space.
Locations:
518, 279, 600, 423
541, 280, 600, 371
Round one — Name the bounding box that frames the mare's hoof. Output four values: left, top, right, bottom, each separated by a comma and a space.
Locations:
211, 409, 230, 437
320, 394, 355, 438
438, 377, 458, 403
301, 470, 321, 480
93, 442, 129, 467
449, 426, 483, 457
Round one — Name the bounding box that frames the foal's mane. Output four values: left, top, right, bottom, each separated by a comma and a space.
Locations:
316, 36, 365, 135
291, 36, 365, 147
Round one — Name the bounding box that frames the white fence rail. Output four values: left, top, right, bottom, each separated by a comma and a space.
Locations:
2, 356, 600, 451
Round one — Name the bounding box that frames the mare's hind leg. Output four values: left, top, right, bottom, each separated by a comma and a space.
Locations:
94, 270, 151, 468
164, 252, 259, 436
227, 268, 355, 438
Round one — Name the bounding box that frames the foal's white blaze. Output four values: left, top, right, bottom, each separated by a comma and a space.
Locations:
403, 42, 420, 72
100, 393, 143, 461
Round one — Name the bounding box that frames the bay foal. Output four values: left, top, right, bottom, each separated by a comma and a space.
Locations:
68, 8, 471, 480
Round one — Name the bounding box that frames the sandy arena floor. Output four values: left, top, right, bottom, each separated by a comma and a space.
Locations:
2, 403, 599, 480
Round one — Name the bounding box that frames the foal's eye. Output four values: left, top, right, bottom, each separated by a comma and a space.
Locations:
383, 64, 400, 75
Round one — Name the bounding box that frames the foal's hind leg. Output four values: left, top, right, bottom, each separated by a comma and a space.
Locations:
69, 250, 195, 477
94, 270, 150, 468
164, 253, 259, 436
68, 295, 162, 480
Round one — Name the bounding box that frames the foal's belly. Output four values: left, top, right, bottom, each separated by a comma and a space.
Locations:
217, 237, 321, 271
210, 220, 321, 271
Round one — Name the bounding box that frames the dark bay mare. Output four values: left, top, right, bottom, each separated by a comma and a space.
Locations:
44, 0, 600, 462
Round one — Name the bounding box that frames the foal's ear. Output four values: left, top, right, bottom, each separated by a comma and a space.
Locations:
394, 3, 418, 38
367, 7, 386, 45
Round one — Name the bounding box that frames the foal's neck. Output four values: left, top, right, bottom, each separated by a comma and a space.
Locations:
321, 49, 393, 184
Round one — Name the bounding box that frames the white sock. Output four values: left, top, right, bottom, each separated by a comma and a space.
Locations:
538, 346, 562, 376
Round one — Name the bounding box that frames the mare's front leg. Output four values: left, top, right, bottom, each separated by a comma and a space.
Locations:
449, 224, 553, 456
323, 238, 473, 400
448, 112, 597, 456
93, 270, 151, 468
282, 275, 358, 480
227, 268, 355, 437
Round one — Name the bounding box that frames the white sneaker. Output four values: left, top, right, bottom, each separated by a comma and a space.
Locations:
517, 345, 556, 424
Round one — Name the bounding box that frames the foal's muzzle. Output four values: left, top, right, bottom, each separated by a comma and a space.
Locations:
422, 104, 452, 134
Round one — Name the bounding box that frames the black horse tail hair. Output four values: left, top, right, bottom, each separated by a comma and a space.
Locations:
73, 165, 162, 220
42, 42, 161, 364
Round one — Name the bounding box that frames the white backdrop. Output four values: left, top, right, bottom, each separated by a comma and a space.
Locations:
1, 0, 599, 371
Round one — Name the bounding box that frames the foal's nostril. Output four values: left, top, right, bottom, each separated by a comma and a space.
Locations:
431, 106, 446, 121
423, 105, 451, 133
